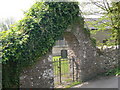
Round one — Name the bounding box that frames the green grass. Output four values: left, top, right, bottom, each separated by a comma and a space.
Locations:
65, 81, 81, 88
53, 56, 61, 60
53, 56, 80, 88
105, 67, 120, 76
53, 56, 70, 76
64, 78, 72, 82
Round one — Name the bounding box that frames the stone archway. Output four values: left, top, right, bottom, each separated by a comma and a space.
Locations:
20, 14, 118, 88
19, 19, 102, 88
19, 18, 118, 88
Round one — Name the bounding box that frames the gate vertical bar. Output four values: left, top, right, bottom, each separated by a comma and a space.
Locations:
59, 58, 62, 84
72, 57, 75, 82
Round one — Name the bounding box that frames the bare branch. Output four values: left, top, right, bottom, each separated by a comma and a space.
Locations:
105, 0, 112, 13
90, 0, 106, 11
103, 0, 109, 12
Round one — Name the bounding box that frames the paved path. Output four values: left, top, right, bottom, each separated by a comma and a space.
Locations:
72, 76, 119, 88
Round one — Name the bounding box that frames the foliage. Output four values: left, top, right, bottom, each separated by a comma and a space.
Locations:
105, 67, 120, 76
85, 1, 120, 46
90, 37, 96, 47
1, 2, 80, 88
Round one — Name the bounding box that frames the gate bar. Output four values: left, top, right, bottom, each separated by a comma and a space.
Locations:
72, 56, 75, 82
59, 58, 62, 84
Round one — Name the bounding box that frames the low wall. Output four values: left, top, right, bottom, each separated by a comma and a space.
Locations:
19, 52, 54, 88
97, 46, 119, 72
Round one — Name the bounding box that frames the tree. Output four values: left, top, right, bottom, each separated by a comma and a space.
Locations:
80, 0, 120, 46
91, 0, 120, 45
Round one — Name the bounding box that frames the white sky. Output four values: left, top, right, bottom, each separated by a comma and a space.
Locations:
0, 0, 96, 21
0, 0, 118, 21
0, 0, 35, 21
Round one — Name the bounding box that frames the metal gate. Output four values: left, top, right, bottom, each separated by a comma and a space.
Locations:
52, 56, 80, 88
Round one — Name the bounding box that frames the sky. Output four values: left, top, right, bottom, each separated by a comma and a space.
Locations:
0, 0, 119, 22
0, 0, 98, 21
0, 0, 35, 21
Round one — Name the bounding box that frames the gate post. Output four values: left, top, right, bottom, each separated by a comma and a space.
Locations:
59, 58, 62, 84
72, 56, 75, 82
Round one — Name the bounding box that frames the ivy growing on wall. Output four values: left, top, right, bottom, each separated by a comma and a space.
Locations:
1, 2, 80, 88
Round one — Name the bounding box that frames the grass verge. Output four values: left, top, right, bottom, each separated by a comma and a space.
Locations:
105, 67, 120, 76
65, 81, 81, 88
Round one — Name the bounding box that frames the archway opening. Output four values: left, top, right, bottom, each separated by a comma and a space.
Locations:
52, 36, 80, 88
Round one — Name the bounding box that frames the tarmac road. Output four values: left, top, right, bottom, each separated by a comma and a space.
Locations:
72, 76, 119, 88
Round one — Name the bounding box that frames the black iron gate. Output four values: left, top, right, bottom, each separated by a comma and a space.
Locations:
52, 56, 80, 87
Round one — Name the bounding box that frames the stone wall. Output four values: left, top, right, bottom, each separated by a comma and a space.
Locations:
52, 47, 69, 56
20, 52, 54, 88
64, 20, 102, 82
97, 46, 119, 72
64, 20, 118, 82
